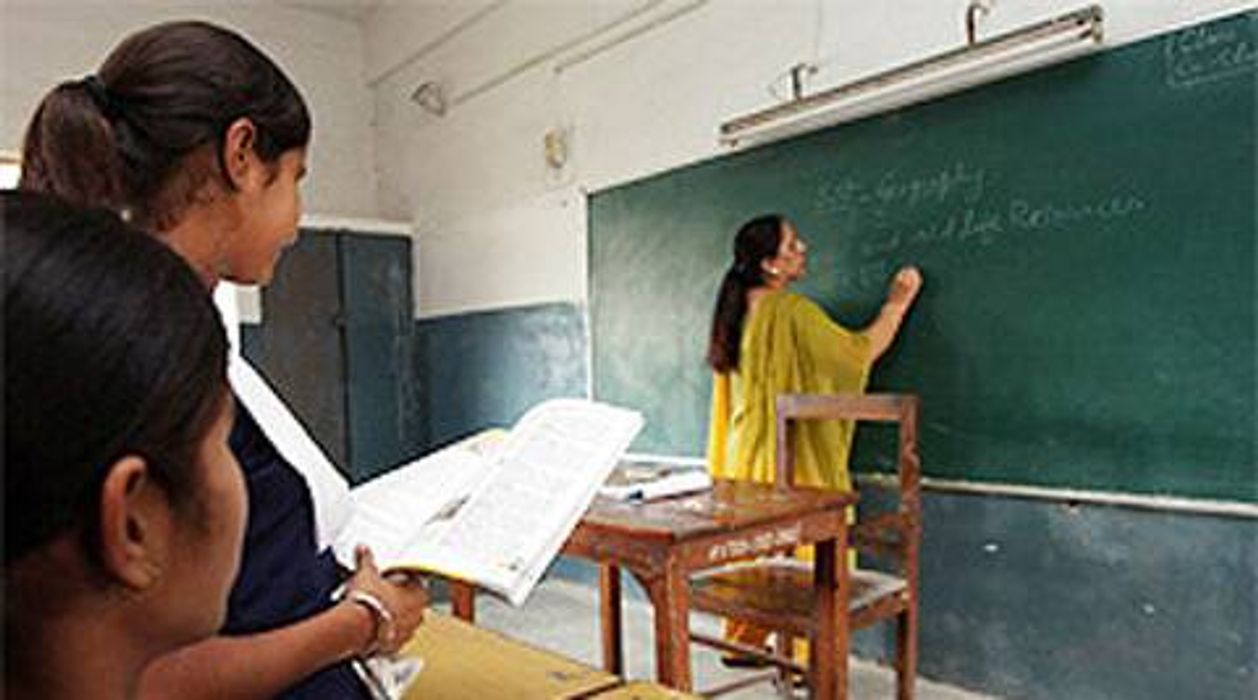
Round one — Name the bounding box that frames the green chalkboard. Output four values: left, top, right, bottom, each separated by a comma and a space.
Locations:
589, 11, 1257, 502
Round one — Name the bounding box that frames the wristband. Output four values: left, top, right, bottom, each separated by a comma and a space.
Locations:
348, 590, 396, 657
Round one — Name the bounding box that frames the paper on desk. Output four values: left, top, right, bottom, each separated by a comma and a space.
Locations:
600, 460, 712, 501
356, 656, 424, 700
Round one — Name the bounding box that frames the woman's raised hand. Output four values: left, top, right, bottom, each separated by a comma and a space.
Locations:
865, 265, 924, 361
888, 266, 923, 309
343, 545, 429, 656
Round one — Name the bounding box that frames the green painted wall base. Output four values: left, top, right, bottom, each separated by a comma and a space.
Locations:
414, 302, 588, 451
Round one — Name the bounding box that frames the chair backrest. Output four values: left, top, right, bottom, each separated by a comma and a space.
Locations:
775, 393, 921, 572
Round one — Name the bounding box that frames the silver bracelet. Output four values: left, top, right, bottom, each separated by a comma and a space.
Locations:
348, 590, 396, 657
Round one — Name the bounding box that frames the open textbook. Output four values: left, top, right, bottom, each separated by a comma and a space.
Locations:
333, 399, 643, 606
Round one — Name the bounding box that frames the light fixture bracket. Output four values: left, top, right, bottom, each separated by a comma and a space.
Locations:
719, 5, 1104, 148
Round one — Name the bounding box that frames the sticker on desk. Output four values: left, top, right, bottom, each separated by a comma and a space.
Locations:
707, 525, 801, 562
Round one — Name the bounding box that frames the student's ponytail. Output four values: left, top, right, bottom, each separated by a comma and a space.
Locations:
19, 78, 129, 214
705, 214, 785, 373
19, 21, 311, 231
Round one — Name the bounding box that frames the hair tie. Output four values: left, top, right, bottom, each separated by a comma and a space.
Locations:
81, 75, 120, 120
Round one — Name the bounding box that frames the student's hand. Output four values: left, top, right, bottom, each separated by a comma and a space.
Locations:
343, 545, 429, 656
888, 266, 923, 309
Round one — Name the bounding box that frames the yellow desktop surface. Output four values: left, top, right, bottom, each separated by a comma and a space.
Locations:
586, 681, 703, 699
400, 611, 619, 699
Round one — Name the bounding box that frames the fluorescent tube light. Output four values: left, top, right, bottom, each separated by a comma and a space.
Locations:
719, 5, 1104, 147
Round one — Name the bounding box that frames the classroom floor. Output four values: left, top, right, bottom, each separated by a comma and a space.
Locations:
472, 577, 996, 699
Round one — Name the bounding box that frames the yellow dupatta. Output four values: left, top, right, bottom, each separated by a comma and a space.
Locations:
706, 291, 872, 490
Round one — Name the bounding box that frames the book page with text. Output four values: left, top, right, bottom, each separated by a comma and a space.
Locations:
333, 437, 497, 568
408, 399, 642, 604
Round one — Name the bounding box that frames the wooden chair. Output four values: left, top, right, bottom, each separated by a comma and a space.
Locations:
689, 393, 921, 699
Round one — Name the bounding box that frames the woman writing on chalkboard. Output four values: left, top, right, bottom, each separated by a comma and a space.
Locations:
705, 213, 921, 658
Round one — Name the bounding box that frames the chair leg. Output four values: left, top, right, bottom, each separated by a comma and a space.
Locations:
895, 606, 918, 700
772, 631, 795, 698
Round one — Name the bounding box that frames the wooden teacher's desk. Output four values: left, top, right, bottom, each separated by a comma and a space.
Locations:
452, 480, 857, 699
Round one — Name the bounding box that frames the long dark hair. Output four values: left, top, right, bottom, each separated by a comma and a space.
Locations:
706, 214, 786, 372
3, 191, 229, 565
19, 20, 310, 230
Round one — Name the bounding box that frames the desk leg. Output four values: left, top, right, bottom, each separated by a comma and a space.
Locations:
811, 537, 849, 700
646, 560, 692, 691
835, 534, 851, 700
451, 580, 475, 623
599, 563, 624, 675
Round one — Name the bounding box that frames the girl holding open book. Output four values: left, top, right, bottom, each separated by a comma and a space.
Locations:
705, 213, 922, 659
19, 21, 427, 698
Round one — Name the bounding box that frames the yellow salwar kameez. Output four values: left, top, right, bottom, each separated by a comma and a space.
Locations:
706, 290, 872, 656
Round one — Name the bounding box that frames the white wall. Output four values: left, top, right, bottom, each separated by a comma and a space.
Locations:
0, 0, 378, 218
365, 0, 1255, 319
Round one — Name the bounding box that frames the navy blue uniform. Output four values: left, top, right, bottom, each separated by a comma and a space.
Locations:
223, 401, 367, 698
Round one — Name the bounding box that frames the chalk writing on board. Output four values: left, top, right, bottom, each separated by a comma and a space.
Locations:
1164, 19, 1257, 88
847, 193, 1149, 291
1006, 195, 1147, 232
862, 206, 1004, 256
815, 162, 986, 215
